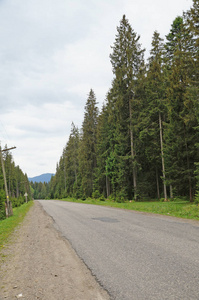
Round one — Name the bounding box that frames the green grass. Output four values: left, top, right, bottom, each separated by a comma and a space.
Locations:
0, 201, 34, 252
59, 198, 199, 220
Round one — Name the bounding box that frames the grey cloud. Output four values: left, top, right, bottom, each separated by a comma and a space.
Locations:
0, 0, 193, 177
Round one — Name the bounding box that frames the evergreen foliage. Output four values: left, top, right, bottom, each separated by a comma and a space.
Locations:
79, 89, 99, 197
164, 15, 199, 201
108, 15, 145, 200
144, 31, 166, 199
0, 147, 31, 220
43, 2, 199, 203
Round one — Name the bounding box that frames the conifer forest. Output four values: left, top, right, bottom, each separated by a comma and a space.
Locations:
0, 146, 31, 220
45, 1, 198, 203
2, 0, 199, 212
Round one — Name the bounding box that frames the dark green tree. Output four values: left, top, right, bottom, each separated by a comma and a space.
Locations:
64, 123, 80, 197
109, 15, 145, 199
164, 15, 198, 201
144, 31, 168, 199
79, 89, 99, 197
184, 0, 199, 201
48, 7, 199, 203
94, 104, 110, 197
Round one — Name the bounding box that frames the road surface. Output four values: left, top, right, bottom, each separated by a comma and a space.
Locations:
39, 200, 199, 300
0, 201, 109, 300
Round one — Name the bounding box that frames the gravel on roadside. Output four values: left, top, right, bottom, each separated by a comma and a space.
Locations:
0, 201, 110, 300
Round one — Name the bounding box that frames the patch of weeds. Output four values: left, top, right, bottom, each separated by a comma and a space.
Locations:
0, 201, 33, 255
58, 197, 199, 220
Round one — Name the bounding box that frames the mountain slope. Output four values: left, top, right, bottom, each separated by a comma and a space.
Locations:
29, 173, 54, 183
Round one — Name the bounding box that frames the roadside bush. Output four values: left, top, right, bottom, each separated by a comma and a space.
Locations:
194, 191, 199, 205
107, 194, 116, 202
0, 190, 6, 220
0, 204, 6, 220
92, 190, 101, 199
98, 194, 105, 201
81, 194, 86, 201
115, 197, 123, 203
11, 196, 25, 208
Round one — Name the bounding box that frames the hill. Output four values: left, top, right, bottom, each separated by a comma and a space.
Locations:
28, 173, 54, 183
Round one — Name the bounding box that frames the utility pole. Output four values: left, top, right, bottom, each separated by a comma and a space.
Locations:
0, 145, 16, 218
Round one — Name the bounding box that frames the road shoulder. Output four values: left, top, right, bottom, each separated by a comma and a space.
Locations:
0, 201, 110, 300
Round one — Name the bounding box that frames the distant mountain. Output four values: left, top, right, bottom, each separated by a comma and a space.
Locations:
29, 173, 54, 183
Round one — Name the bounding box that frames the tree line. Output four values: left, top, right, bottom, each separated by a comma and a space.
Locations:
33, 0, 199, 203
0, 146, 31, 220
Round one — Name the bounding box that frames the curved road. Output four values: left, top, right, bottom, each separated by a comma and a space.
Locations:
38, 200, 199, 300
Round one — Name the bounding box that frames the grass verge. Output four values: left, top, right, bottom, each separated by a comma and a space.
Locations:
59, 198, 199, 220
0, 201, 34, 252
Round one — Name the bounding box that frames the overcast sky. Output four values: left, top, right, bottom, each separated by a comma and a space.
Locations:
0, 0, 193, 178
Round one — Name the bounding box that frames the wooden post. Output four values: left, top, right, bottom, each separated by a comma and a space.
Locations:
0, 145, 16, 217
0, 149, 11, 217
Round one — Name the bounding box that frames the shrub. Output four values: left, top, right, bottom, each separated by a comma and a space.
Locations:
194, 191, 199, 205
99, 194, 105, 201
108, 194, 116, 202
92, 190, 101, 199
11, 196, 25, 208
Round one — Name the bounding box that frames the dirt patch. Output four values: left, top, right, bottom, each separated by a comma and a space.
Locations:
0, 201, 110, 300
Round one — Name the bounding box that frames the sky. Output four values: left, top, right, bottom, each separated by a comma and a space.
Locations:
0, 0, 193, 178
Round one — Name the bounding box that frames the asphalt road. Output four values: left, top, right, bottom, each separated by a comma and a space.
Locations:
38, 200, 199, 300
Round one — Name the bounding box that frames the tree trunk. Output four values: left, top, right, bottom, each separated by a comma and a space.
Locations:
9, 174, 11, 197
64, 165, 66, 192
189, 181, 193, 202
159, 112, 167, 201
156, 167, 160, 199
74, 168, 77, 184
170, 184, 173, 199
129, 99, 137, 200
0, 149, 12, 217
184, 125, 193, 202
16, 181, 19, 198
106, 175, 110, 198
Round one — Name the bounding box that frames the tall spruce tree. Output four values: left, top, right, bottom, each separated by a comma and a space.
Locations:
109, 15, 145, 200
79, 89, 98, 197
64, 123, 80, 197
95, 104, 111, 197
184, 0, 199, 200
145, 31, 168, 199
164, 16, 198, 201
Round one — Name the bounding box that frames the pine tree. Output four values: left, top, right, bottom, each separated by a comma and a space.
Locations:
145, 31, 168, 199
79, 89, 99, 197
64, 123, 80, 197
95, 104, 110, 197
184, 0, 199, 201
109, 15, 145, 200
164, 16, 198, 201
